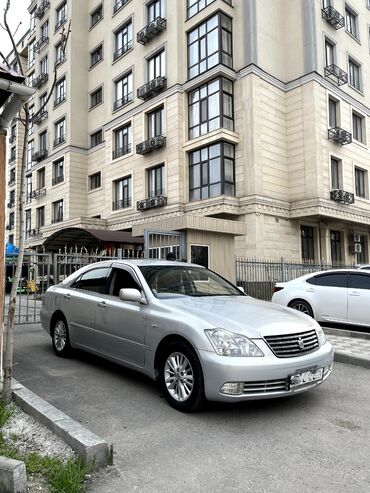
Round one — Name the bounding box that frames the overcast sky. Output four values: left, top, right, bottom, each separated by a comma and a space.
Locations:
0, 0, 29, 59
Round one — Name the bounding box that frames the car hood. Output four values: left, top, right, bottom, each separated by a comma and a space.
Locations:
165, 295, 315, 338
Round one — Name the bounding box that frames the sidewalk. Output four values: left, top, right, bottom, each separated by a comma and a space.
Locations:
324, 327, 370, 370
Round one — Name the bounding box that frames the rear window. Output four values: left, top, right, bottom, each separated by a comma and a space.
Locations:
308, 273, 348, 288
349, 273, 370, 290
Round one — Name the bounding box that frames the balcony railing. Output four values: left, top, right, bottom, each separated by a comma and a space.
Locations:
136, 135, 166, 155
54, 55, 66, 68
31, 148, 48, 162
113, 40, 133, 61
328, 127, 352, 145
113, 0, 130, 14
8, 178, 15, 186
51, 216, 63, 224
53, 135, 65, 147
137, 76, 167, 101
31, 109, 48, 125
137, 16, 166, 45
7, 202, 15, 209
29, 228, 41, 236
34, 36, 49, 53
137, 195, 167, 211
324, 64, 348, 86
9, 134, 16, 144
330, 189, 355, 205
6, 224, 14, 231
31, 72, 48, 89
55, 16, 67, 31
112, 144, 132, 160
113, 93, 133, 111
321, 6, 345, 30
54, 95, 66, 107
112, 198, 132, 211
35, 0, 50, 19
31, 187, 46, 199
52, 175, 64, 186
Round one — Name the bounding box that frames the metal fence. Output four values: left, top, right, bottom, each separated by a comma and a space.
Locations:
235, 258, 356, 301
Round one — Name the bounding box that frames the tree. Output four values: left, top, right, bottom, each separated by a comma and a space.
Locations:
1, 0, 70, 402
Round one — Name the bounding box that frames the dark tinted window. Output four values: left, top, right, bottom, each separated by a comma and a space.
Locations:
311, 273, 348, 288
71, 267, 111, 293
110, 268, 140, 296
349, 273, 370, 290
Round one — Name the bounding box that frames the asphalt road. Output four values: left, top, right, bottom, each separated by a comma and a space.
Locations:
12, 323, 370, 493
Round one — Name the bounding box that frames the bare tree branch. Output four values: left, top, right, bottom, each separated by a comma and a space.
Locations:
3, 0, 24, 77
0, 51, 11, 68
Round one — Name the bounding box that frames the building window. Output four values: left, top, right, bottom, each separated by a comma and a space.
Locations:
90, 3, 103, 28
148, 49, 165, 80
328, 97, 338, 127
114, 71, 133, 110
331, 157, 341, 189
330, 230, 342, 265
39, 92, 47, 112
113, 123, 132, 159
38, 168, 45, 188
90, 44, 103, 68
148, 165, 164, 197
352, 112, 365, 143
89, 172, 101, 190
113, 20, 133, 61
27, 141, 34, 170
55, 1, 67, 31
187, 0, 232, 19
357, 235, 367, 264
26, 175, 32, 204
148, 106, 164, 138
345, 5, 358, 39
301, 226, 315, 262
54, 118, 66, 147
9, 190, 15, 207
9, 146, 16, 162
52, 158, 64, 185
41, 20, 49, 39
9, 212, 15, 230
37, 206, 45, 228
189, 142, 235, 201
30, 8, 36, 33
25, 210, 32, 237
147, 0, 163, 22
52, 200, 64, 223
54, 77, 66, 106
29, 104, 35, 135
9, 168, 16, 184
90, 86, 103, 109
40, 55, 48, 74
188, 12, 232, 79
28, 39, 35, 68
55, 42, 65, 66
39, 130, 47, 151
90, 129, 103, 148
348, 58, 361, 90
189, 77, 233, 139
355, 167, 366, 198
10, 124, 16, 141
113, 0, 130, 15
325, 39, 335, 67
113, 176, 132, 210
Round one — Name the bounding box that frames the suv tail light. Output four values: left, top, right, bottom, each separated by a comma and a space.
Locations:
273, 286, 284, 293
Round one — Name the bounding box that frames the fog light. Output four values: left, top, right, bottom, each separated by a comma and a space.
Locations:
220, 382, 243, 395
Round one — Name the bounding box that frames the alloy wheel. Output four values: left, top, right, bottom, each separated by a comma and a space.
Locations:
164, 352, 194, 402
54, 320, 67, 352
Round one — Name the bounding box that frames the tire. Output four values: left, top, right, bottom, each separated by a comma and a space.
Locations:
289, 299, 314, 318
159, 341, 205, 412
51, 316, 72, 357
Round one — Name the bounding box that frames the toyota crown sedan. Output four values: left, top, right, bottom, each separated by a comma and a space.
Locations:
41, 260, 333, 412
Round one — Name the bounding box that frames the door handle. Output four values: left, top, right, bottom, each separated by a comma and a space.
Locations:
349, 291, 360, 296
63, 294, 71, 301
98, 301, 107, 308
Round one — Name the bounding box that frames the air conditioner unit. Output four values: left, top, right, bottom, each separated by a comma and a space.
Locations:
350, 243, 362, 254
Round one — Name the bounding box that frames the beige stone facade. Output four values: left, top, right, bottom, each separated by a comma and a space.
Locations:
5, 0, 370, 278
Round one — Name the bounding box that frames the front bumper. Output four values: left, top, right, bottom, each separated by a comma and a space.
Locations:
200, 340, 334, 402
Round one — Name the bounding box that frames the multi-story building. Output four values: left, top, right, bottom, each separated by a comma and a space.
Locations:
5, 0, 370, 279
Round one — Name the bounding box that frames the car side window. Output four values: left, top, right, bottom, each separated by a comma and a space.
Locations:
350, 274, 370, 290
110, 268, 141, 297
71, 267, 112, 294
312, 273, 348, 287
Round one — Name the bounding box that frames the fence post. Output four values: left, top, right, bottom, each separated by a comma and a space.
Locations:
280, 257, 285, 282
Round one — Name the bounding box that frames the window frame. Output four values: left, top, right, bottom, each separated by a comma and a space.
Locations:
113, 19, 133, 61
352, 111, 365, 144
90, 44, 103, 68
147, 106, 164, 138
113, 175, 132, 209
354, 166, 367, 198
90, 3, 103, 29
90, 129, 103, 148
301, 225, 315, 262
148, 164, 165, 198
113, 123, 132, 159
89, 172, 102, 191
114, 70, 133, 111
90, 86, 103, 109
345, 4, 359, 39
348, 57, 361, 91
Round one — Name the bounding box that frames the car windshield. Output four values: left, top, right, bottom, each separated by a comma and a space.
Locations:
139, 265, 243, 298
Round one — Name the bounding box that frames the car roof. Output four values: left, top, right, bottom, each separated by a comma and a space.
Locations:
79, 259, 203, 269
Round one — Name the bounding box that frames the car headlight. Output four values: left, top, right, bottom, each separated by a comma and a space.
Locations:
205, 329, 264, 357
316, 326, 326, 346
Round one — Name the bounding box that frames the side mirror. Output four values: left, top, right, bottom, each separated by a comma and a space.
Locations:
119, 288, 143, 303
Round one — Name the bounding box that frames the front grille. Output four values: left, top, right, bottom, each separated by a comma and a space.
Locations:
243, 379, 289, 395
264, 329, 319, 358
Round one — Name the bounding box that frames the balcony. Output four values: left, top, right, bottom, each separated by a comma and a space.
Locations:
55, 16, 67, 32
113, 40, 133, 61
31, 73, 48, 89
32, 148, 48, 162
31, 109, 48, 125
112, 144, 132, 160
321, 6, 345, 29
330, 189, 355, 205
112, 198, 132, 211
113, 92, 133, 111
324, 64, 348, 86
137, 76, 167, 101
29, 228, 41, 237
34, 36, 49, 53
52, 175, 64, 186
51, 216, 63, 224
137, 17, 166, 45
54, 95, 66, 107
137, 195, 167, 212
328, 127, 352, 145
31, 187, 46, 199
9, 134, 16, 144
35, 0, 50, 19
113, 0, 130, 14
136, 135, 166, 155
53, 135, 65, 147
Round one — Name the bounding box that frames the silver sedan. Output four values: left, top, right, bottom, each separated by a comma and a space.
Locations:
40, 260, 333, 412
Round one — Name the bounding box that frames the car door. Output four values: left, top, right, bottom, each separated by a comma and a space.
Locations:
94, 265, 147, 368
306, 272, 348, 322
348, 272, 370, 326
66, 266, 112, 349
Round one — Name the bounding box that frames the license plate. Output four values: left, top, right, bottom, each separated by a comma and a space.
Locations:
290, 367, 323, 388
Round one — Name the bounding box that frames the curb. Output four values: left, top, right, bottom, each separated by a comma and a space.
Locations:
0, 456, 27, 493
11, 380, 113, 470
323, 327, 370, 340
334, 351, 370, 370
